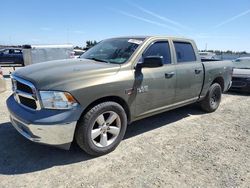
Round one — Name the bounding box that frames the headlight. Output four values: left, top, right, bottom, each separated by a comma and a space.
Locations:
40, 91, 78, 109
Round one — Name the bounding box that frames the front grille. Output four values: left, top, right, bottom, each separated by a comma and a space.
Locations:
232, 77, 247, 81
16, 81, 33, 94
232, 77, 248, 88
11, 76, 41, 110
232, 81, 247, 87
19, 96, 37, 109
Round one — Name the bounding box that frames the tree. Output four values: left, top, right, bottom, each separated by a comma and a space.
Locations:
85, 40, 98, 48
226, 50, 233, 54
74, 46, 82, 50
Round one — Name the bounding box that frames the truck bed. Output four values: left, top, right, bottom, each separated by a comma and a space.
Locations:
200, 60, 233, 98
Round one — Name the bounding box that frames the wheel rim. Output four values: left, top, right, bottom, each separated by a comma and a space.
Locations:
210, 88, 221, 107
91, 111, 121, 148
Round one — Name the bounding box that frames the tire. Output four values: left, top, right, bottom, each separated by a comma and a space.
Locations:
200, 83, 222, 113
75, 101, 127, 156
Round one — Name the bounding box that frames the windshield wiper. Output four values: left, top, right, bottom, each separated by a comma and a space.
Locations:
87, 57, 110, 63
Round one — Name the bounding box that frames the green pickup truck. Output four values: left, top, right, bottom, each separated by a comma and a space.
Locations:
7, 36, 232, 156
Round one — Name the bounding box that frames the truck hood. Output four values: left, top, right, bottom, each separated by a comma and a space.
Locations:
13, 59, 121, 90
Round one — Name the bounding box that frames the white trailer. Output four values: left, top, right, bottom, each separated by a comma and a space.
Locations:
22, 44, 74, 66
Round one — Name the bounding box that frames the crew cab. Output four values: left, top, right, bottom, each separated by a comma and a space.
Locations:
7, 36, 232, 156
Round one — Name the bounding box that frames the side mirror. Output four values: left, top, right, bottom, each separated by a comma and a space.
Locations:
138, 56, 164, 68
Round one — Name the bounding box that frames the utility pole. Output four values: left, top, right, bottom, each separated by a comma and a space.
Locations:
66, 28, 69, 44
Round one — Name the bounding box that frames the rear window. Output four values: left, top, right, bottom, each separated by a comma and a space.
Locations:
174, 42, 196, 63
14, 50, 22, 54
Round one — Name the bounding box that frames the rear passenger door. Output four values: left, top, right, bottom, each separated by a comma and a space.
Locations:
173, 41, 203, 103
13, 49, 23, 64
135, 41, 176, 116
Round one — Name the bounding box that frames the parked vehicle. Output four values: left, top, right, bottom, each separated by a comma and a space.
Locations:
22, 44, 74, 66
199, 51, 217, 60
0, 48, 24, 66
231, 57, 250, 92
7, 36, 232, 156
72, 49, 85, 58
0, 67, 6, 93
233, 57, 250, 66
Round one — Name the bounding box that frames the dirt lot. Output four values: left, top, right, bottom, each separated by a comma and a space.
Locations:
0, 70, 249, 188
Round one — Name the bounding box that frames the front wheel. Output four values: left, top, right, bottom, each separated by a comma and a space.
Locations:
200, 83, 222, 113
75, 102, 127, 156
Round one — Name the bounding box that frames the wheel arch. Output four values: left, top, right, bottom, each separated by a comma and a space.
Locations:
212, 76, 224, 92
79, 96, 131, 124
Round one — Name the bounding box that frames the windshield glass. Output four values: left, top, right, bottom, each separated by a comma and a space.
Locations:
233, 58, 250, 68
80, 38, 145, 64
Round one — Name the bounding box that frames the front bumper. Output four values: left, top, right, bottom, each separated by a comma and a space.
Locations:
230, 76, 250, 92
10, 115, 77, 149
7, 95, 83, 149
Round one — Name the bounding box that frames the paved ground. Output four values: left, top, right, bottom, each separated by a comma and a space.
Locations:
0, 70, 249, 188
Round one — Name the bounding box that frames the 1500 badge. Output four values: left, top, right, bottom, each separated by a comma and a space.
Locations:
137, 85, 149, 93
125, 86, 149, 95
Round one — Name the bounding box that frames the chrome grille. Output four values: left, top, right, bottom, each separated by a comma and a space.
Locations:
11, 75, 41, 110
232, 77, 248, 88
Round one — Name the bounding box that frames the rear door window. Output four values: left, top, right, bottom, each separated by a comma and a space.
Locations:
14, 50, 22, 54
174, 42, 196, 63
143, 41, 171, 64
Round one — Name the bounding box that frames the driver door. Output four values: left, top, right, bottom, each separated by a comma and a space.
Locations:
135, 41, 176, 117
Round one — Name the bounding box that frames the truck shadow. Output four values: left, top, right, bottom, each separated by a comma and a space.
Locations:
125, 104, 203, 139
0, 104, 203, 175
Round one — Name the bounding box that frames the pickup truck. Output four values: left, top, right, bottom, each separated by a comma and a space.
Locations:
0, 48, 24, 67
7, 36, 232, 156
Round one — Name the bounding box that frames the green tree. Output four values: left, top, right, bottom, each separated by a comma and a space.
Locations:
85, 40, 98, 48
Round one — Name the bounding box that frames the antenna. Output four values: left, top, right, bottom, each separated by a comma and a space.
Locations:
66, 28, 69, 44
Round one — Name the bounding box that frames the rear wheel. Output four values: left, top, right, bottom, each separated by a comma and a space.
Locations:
75, 102, 127, 156
200, 83, 222, 112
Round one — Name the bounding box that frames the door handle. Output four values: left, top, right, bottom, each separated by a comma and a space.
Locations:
165, 72, 175, 79
195, 69, 202, 74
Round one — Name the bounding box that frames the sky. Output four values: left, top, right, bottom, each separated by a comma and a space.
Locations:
1, 0, 250, 52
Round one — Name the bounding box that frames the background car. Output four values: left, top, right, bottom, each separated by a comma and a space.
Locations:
0, 48, 24, 65
233, 57, 250, 67
231, 57, 250, 92
0, 66, 6, 93
71, 49, 85, 59
199, 51, 217, 60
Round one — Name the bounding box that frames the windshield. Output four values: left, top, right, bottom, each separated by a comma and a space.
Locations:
233, 58, 250, 69
80, 38, 145, 64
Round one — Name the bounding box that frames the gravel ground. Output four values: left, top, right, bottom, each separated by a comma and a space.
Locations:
0, 69, 249, 188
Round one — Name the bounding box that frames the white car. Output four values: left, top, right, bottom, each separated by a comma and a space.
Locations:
71, 49, 85, 59
0, 67, 6, 93
231, 57, 250, 92
234, 57, 250, 64
199, 52, 217, 60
